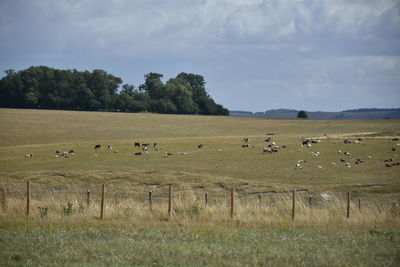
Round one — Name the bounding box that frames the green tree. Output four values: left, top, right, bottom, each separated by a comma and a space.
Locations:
176, 72, 229, 115
165, 78, 196, 114
143, 73, 165, 100
297, 110, 308, 118
0, 67, 228, 115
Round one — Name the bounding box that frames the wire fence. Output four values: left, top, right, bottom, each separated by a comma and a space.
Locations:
0, 181, 399, 222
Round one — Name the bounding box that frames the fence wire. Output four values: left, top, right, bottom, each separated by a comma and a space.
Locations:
1, 181, 399, 219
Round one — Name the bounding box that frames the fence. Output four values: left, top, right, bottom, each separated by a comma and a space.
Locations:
0, 181, 399, 225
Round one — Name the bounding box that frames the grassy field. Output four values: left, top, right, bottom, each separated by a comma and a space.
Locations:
1, 108, 400, 266
0, 108, 399, 191
1, 222, 399, 266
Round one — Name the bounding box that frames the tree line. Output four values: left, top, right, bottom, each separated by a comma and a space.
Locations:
0, 66, 229, 115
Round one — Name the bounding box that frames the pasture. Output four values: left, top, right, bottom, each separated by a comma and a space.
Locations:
0, 108, 399, 191
0, 108, 400, 266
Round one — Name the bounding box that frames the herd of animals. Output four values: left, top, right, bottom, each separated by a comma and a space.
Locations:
24, 134, 400, 169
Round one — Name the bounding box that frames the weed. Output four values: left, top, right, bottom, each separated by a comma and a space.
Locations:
38, 207, 48, 218
62, 202, 73, 216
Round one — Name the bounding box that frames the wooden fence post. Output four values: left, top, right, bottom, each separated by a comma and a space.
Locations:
258, 193, 261, 204
292, 190, 296, 220
149, 191, 152, 211
86, 189, 91, 206
0, 186, 6, 212
358, 198, 361, 212
168, 184, 172, 217
26, 181, 30, 216
309, 195, 312, 207
346, 192, 351, 219
205, 192, 208, 206
100, 184, 105, 219
230, 188, 234, 219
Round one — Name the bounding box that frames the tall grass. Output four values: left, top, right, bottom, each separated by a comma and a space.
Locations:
1, 182, 398, 230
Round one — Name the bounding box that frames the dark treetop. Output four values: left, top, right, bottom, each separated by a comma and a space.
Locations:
0, 66, 229, 116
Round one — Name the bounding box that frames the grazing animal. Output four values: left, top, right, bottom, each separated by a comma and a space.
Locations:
282, 145, 287, 148
25, 154, 33, 158
344, 152, 350, 156
344, 139, 352, 144
142, 143, 150, 147
311, 140, 318, 144
68, 150, 75, 154
198, 144, 203, 148
385, 163, 392, 167
56, 150, 60, 154
113, 150, 119, 153
94, 144, 101, 150
391, 147, 397, 152
340, 159, 346, 163
165, 152, 173, 156
242, 144, 249, 148
384, 159, 393, 162
143, 147, 148, 153
181, 152, 188, 155
302, 140, 310, 146
134, 152, 142, 156
356, 159, 363, 164
243, 138, 250, 143
154, 146, 161, 151
134, 142, 140, 147
265, 138, 273, 142
393, 138, 399, 141
107, 145, 112, 150
263, 148, 272, 153
295, 163, 303, 169
153, 143, 158, 148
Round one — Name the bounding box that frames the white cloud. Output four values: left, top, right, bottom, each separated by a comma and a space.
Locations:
0, 0, 399, 111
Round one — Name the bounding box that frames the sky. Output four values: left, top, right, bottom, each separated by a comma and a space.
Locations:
0, 0, 399, 112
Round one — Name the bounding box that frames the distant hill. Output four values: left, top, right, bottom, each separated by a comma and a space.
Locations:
230, 108, 400, 119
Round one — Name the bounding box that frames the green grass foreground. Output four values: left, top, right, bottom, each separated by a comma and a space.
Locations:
1, 222, 399, 266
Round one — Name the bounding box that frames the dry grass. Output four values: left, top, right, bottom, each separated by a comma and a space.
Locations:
1, 109, 400, 266
1, 182, 399, 230
1, 108, 400, 147
0, 108, 400, 228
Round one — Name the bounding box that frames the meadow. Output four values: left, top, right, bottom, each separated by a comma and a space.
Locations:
0, 108, 400, 266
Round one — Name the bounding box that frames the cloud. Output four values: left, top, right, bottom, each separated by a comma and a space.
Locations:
0, 0, 399, 111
